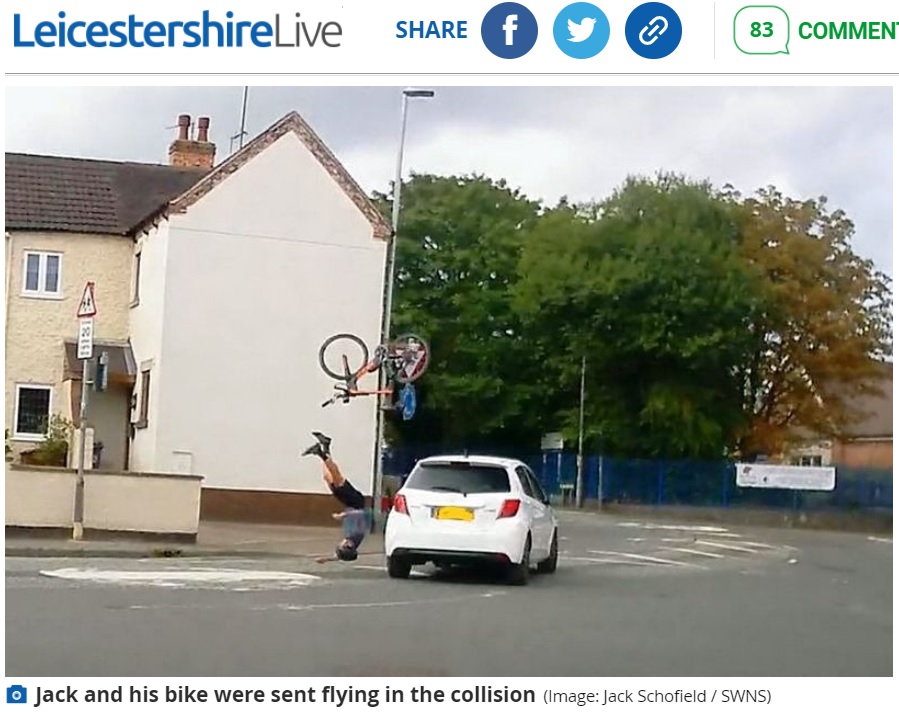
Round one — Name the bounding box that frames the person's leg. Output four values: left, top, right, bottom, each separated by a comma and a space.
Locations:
322, 457, 346, 488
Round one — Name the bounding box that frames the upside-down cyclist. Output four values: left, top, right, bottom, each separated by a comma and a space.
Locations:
301, 431, 370, 563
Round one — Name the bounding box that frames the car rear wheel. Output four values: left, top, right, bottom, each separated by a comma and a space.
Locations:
387, 555, 411, 579
536, 530, 559, 574
508, 536, 531, 586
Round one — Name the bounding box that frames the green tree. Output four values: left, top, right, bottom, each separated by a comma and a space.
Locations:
516, 174, 763, 459
376, 174, 544, 448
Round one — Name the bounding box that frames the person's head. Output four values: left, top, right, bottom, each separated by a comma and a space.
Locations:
335, 532, 364, 561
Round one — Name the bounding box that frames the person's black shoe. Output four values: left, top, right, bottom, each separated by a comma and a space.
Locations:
302, 442, 325, 459
312, 431, 332, 458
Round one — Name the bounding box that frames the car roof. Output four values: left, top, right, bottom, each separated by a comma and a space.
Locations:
415, 454, 522, 468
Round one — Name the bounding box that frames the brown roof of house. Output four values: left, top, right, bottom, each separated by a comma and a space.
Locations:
5, 153, 207, 235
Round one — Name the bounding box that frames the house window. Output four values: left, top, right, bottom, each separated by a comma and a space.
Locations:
13, 385, 52, 439
131, 250, 142, 306
136, 367, 151, 428
799, 455, 823, 467
22, 251, 62, 298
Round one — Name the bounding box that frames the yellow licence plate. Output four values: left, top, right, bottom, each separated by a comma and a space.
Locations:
434, 506, 474, 522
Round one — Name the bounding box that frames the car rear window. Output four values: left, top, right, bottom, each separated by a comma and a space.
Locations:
405, 463, 511, 494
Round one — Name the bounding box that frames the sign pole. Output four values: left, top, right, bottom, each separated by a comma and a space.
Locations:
73, 282, 97, 541
575, 355, 586, 509
73, 358, 90, 541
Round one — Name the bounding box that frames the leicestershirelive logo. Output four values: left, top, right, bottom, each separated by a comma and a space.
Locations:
12, 10, 344, 48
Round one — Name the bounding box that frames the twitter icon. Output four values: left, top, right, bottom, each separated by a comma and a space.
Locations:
553, 2, 610, 58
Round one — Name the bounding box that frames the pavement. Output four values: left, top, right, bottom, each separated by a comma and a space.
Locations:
5, 511, 892, 677
5, 520, 373, 560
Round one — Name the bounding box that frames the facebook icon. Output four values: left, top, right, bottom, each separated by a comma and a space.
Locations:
482, 3, 538, 58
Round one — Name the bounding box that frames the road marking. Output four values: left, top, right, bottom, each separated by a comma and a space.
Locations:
867, 536, 892, 544
626, 537, 647, 542
40, 568, 322, 587
733, 540, 779, 550
659, 546, 724, 559
660, 537, 693, 543
561, 555, 655, 567
617, 522, 730, 533
694, 540, 759, 554
256, 590, 506, 612
588, 550, 705, 568
124, 591, 508, 613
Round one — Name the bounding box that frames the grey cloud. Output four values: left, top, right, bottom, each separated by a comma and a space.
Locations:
5, 85, 891, 276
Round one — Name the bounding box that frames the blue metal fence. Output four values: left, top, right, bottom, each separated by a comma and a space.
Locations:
384, 447, 892, 513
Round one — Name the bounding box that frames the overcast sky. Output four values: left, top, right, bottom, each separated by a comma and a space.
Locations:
5, 85, 892, 276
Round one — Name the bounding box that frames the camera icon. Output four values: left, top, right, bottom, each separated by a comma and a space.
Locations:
6, 686, 28, 704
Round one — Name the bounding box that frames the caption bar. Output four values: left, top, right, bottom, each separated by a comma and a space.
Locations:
11, 685, 775, 706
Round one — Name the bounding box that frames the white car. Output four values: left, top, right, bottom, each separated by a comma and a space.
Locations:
384, 454, 559, 585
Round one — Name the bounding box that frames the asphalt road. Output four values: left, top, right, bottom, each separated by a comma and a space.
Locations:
5, 513, 892, 677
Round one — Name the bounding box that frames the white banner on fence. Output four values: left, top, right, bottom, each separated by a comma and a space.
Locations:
735, 463, 836, 492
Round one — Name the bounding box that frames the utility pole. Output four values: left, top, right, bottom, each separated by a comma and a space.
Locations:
575, 355, 587, 508
371, 88, 434, 531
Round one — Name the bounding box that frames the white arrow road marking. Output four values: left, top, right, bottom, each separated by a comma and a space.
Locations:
589, 550, 706, 569
40, 568, 322, 587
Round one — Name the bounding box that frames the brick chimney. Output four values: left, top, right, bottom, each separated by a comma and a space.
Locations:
168, 114, 216, 169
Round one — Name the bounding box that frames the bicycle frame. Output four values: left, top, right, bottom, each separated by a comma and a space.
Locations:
321, 349, 398, 407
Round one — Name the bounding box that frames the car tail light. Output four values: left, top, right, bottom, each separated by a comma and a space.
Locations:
497, 499, 520, 518
393, 494, 409, 515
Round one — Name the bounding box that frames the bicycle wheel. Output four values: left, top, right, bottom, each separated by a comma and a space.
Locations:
319, 333, 370, 381
390, 334, 430, 384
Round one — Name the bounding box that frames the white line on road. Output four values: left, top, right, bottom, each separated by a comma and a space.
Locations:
257, 591, 507, 612
659, 547, 724, 559
617, 522, 730, 533
694, 540, 760, 554
588, 550, 706, 568
40, 568, 322, 586
733, 540, 780, 550
867, 536, 892, 544
561, 556, 656, 567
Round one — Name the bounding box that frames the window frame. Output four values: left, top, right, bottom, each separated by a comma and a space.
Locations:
130, 249, 142, 307
135, 366, 151, 429
12, 384, 54, 441
21, 250, 63, 299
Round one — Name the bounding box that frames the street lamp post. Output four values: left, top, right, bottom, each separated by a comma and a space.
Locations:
372, 88, 434, 529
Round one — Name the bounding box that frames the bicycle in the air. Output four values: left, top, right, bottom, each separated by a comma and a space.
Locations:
318, 332, 430, 416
